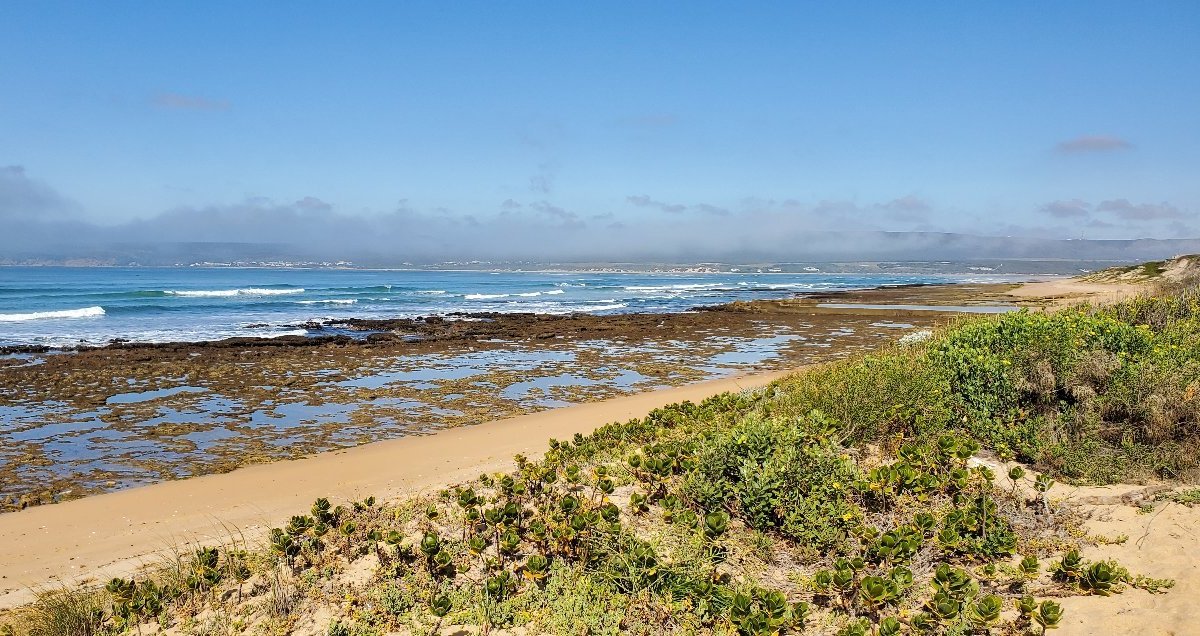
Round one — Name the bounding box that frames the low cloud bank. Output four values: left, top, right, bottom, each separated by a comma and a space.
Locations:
1, 166, 1197, 265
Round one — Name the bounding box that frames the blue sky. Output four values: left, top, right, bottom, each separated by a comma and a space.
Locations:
2, 1, 1198, 248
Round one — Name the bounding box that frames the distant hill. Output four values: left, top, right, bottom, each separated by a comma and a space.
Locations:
2, 232, 1200, 267
1080, 253, 1200, 284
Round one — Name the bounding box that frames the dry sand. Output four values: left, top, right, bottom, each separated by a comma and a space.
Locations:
0, 369, 792, 610
970, 456, 1200, 636
1007, 278, 1146, 308
1054, 483, 1200, 636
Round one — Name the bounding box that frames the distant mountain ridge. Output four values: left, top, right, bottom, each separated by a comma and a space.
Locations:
2, 232, 1199, 267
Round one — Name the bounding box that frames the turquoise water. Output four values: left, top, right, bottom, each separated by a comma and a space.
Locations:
0, 267, 1016, 347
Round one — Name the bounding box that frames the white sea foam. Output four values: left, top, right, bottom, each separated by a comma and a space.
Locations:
625, 283, 718, 293
577, 303, 628, 312
0, 306, 106, 322
263, 329, 310, 338
467, 288, 566, 300
165, 288, 306, 297
297, 299, 357, 305
413, 290, 447, 295
465, 293, 510, 300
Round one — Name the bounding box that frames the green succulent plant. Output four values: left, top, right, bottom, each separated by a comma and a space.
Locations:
1020, 554, 1040, 576
312, 497, 333, 523
704, 510, 730, 539
522, 554, 550, 582
186, 547, 222, 593
599, 501, 620, 523
910, 611, 937, 633
888, 565, 913, 589
835, 556, 866, 572
936, 527, 960, 548
812, 570, 834, 593
105, 577, 136, 605
913, 512, 936, 534
1034, 600, 1064, 633
925, 592, 961, 624
857, 575, 898, 612
431, 550, 453, 573
1080, 561, 1123, 596
956, 439, 980, 460
560, 494, 581, 515
430, 593, 452, 617
498, 529, 521, 556
1051, 549, 1084, 581
629, 491, 649, 514
420, 531, 441, 557
286, 514, 313, 536
969, 594, 1004, 627
872, 526, 922, 563
831, 567, 856, 593
467, 534, 488, 555
877, 616, 903, 636
931, 563, 975, 599
270, 528, 300, 561
728, 588, 804, 636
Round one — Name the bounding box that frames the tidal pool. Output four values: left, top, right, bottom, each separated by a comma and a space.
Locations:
0, 313, 947, 507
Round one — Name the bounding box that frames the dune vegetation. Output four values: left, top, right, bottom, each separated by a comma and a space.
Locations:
4, 273, 1199, 636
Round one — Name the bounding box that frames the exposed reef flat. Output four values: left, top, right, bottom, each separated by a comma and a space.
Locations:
0, 283, 1025, 510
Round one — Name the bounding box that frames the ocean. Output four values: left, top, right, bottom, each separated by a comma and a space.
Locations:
0, 267, 1018, 347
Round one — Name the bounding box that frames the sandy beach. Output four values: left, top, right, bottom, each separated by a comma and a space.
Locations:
2, 273, 1185, 632
0, 369, 792, 610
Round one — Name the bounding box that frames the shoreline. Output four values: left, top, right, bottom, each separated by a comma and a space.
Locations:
0, 368, 793, 610
0, 279, 1029, 355
0, 272, 1166, 617
1, 282, 1020, 507
0, 278, 1136, 510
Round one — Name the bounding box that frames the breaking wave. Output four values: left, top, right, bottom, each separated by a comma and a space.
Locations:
165, 288, 306, 297
0, 306, 106, 322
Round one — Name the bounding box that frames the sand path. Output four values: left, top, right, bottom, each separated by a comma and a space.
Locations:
0, 369, 791, 610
